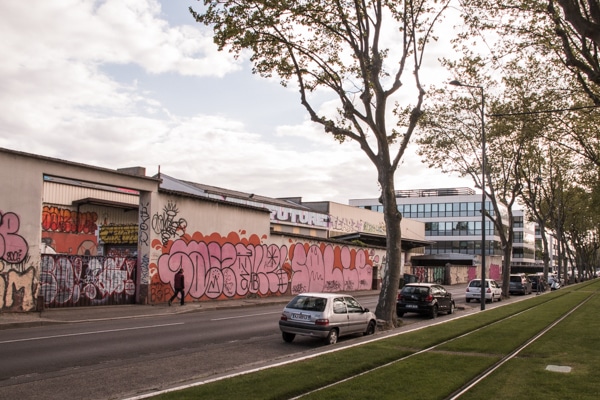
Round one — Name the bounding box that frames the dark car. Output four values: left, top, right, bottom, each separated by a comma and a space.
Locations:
396, 283, 455, 319
528, 274, 547, 292
509, 274, 532, 295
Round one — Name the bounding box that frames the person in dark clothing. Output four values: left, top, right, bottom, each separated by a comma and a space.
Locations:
168, 268, 185, 306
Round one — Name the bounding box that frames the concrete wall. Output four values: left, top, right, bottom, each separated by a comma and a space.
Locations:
1, 147, 389, 311
148, 192, 386, 304
1, 148, 158, 311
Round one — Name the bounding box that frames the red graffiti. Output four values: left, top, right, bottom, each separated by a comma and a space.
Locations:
42, 206, 98, 234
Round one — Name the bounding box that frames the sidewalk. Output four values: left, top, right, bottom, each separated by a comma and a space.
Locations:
0, 290, 380, 330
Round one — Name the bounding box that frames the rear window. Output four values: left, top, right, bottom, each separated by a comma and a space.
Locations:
402, 286, 430, 296
286, 296, 327, 312
510, 276, 522, 283
469, 280, 482, 288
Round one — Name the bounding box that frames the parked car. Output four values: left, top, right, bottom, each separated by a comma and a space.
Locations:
279, 293, 377, 345
465, 279, 503, 303
509, 273, 533, 295
396, 283, 455, 319
528, 274, 547, 292
548, 275, 561, 290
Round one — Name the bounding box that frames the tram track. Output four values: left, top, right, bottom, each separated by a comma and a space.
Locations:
446, 288, 596, 399
292, 280, 598, 400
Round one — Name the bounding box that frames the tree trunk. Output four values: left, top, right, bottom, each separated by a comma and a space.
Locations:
375, 170, 402, 329
539, 219, 551, 280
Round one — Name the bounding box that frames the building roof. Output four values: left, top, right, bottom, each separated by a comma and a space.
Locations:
332, 232, 431, 250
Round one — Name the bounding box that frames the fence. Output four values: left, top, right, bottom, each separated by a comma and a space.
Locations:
40, 254, 137, 307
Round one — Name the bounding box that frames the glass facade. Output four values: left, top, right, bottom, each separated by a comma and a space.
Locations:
353, 189, 536, 264
425, 239, 503, 256
399, 201, 493, 218
424, 220, 495, 237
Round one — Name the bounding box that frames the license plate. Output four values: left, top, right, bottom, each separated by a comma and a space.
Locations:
406, 304, 418, 309
292, 313, 311, 320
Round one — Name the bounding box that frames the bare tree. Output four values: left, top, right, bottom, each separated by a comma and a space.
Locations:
549, 0, 600, 104
191, 0, 450, 328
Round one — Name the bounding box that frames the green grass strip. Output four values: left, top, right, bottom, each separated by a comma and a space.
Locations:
152, 280, 600, 400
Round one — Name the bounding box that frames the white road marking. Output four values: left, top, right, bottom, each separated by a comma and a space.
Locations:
0, 323, 184, 344
211, 311, 279, 321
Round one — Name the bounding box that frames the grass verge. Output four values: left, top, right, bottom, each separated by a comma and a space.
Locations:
151, 280, 600, 400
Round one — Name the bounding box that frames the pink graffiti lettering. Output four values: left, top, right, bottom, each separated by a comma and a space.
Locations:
0, 211, 29, 264
156, 236, 374, 301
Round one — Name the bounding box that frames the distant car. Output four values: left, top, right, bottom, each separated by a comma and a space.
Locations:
548, 275, 561, 290
528, 274, 547, 292
465, 279, 503, 303
396, 283, 455, 319
509, 273, 532, 295
279, 293, 377, 345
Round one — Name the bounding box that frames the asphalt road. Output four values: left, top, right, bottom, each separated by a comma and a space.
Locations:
0, 285, 521, 400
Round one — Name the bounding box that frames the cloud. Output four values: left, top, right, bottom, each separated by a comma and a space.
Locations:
0, 0, 474, 205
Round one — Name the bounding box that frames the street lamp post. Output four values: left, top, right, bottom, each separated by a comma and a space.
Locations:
450, 80, 486, 310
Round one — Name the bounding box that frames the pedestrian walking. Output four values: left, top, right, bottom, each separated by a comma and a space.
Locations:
168, 268, 185, 306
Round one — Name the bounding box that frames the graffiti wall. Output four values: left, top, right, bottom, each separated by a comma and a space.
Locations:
0, 210, 37, 311
40, 255, 136, 307
41, 204, 139, 259
150, 230, 383, 304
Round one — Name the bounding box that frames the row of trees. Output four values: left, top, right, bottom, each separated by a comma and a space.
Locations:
191, 0, 599, 328
417, 0, 600, 297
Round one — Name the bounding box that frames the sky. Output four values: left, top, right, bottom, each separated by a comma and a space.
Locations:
0, 0, 473, 204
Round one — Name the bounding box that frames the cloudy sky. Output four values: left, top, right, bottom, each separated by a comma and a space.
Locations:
1, 0, 473, 203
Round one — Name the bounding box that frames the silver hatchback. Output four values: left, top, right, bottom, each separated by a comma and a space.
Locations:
279, 293, 377, 344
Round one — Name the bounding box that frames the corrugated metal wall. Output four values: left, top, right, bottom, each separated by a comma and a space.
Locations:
43, 181, 139, 206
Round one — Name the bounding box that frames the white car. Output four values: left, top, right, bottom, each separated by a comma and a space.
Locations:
279, 293, 377, 344
465, 279, 503, 303
548, 275, 561, 290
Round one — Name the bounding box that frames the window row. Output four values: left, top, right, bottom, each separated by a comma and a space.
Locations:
360, 201, 494, 218
425, 221, 495, 237
399, 201, 494, 218
425, 240, 503, 256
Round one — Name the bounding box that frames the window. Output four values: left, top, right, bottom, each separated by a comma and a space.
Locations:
460, 202, 468, 216
344, 297, 363, 313
333, 298, 347, 314
468, 202, 476, 216
452, 202, 461, 217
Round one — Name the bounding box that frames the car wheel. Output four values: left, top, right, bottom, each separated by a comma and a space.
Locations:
448, 302, 455, 315
396, 310, 404, 318
466, 298, 471, 303
364, 320, 376, 336
282, 332, 295, 343
325, 329, 339, 345
430, 304, 438, 319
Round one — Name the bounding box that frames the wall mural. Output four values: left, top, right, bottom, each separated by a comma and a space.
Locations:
42, 205, 98, 234
1, 210, 36, 311
151, 231, 378, 303
40, 255, 136, 307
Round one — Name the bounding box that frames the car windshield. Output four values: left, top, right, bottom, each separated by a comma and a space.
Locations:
286, 296, 327, 312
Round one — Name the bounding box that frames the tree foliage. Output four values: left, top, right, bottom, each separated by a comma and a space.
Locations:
191, 0, 451, 328
416, 0, 600, 285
